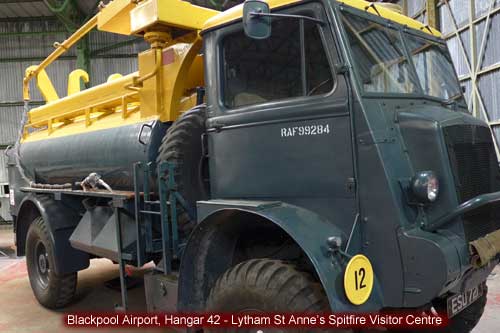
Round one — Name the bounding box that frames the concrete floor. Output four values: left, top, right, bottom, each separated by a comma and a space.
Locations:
0, 225, 499, 332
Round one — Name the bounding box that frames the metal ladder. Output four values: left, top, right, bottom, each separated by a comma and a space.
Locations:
114, 161, 192, 311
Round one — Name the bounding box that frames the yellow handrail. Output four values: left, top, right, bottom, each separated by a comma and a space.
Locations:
23, 15, 98, 101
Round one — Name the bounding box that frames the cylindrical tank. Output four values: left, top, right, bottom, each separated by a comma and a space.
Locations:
19, 120, 169, 190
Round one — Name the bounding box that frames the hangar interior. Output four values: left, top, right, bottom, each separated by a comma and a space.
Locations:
0, 1, 499, 332
0, 0, 148, 222
2, 1, 500, 211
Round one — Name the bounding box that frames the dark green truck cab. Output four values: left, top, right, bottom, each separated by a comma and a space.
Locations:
180, 0, 500, 328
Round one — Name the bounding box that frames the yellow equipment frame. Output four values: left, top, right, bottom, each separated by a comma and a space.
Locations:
21, 0, 438, 143
22, 0, 218, 142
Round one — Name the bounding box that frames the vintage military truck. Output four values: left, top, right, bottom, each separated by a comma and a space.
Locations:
7, 0, 500, 332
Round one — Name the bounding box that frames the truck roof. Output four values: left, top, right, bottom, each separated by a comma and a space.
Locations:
202, 0, 441, 37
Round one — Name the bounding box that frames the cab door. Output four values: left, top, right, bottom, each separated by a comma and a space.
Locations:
204, 2, 356, 235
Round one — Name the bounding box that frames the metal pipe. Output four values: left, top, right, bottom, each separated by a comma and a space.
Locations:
23, 15, 98, 100
123, 39, 164, 91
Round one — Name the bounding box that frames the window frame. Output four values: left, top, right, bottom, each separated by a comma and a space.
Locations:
340, 12, 422, 95
336, 4, 467, 108
216, 1, 338, 113
404, 33, 465, 102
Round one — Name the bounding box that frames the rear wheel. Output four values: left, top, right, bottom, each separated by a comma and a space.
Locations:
26, 216, 77, 309
206, 259, 352, 332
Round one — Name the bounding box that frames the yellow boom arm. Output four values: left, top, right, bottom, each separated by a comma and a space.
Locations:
22, 0, 218, 142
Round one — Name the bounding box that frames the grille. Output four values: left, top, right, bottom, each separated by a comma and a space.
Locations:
443, 125, 500, 241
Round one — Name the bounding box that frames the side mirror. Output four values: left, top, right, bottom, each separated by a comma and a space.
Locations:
243, 0, 271, 39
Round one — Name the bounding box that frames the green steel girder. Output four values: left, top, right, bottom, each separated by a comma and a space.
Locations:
76, 37, 90, 87
0, 101, 45, 107
0, 0, 41, 3
0, 54, 137, 64
90, 37, 143, 57
44, 0, 79, 31
0, 31, 66, 37
44, 0, 92, 88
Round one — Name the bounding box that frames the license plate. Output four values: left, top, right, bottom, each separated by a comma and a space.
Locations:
447, 284, 483, 318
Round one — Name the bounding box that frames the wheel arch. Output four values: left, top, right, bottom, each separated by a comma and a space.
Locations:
15, 194, 89, 274
177, 202, 384, 313
15, 197, 42, 256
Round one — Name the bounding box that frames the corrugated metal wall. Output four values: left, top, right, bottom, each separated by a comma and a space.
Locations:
404, 0, 500, 143
0, 150, 8, 183
0, 17, 148, 221
0, 150, 8, 221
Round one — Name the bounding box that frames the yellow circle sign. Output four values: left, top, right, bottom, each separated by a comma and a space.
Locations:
344, 254, 374, 305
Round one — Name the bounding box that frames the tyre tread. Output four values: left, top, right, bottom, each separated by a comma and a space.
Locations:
26, 217, 77, 309
156, 106, 207, 235
207, 259, 329, 312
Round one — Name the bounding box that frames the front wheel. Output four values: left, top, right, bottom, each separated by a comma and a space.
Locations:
390, 284, 488, 333
26, 216, 77, 309
438, 284, 487, 333
206, 259, 352, 332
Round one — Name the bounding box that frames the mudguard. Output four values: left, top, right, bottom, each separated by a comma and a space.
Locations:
15, 194, 89, 275
178, 200, 383, 312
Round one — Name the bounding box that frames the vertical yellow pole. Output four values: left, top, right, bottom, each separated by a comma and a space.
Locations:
426, 0, 438, 29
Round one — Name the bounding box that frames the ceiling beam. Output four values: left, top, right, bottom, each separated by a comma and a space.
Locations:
0, 16, 57, 23
0, 0, 43, 3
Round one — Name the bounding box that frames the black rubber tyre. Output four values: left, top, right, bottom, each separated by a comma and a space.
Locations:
26, 216, 77, 309
390, 284, 488, 333
156, 106, 209, 236
440, 285, 488, 333
206, 259, 352, 332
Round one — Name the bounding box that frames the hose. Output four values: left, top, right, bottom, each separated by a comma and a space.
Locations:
13, 101, 35, 187
12, 100, 72, 190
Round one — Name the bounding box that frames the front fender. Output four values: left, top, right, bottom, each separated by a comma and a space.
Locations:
16, 194, 89, 274
178, 200, 383, 312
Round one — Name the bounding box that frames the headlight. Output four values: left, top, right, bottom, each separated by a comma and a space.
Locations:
411, 171, 439, 203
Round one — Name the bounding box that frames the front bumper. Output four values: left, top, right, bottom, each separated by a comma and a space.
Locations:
424, 190, 500, 232
425, 190, 500, 268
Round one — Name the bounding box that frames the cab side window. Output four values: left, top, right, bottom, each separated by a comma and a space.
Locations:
222, 11, 334, 108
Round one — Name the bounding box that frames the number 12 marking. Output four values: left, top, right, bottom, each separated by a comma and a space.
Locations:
354, 268, 366, 290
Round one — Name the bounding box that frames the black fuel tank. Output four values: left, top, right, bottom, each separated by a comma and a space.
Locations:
19, 120, 169, 190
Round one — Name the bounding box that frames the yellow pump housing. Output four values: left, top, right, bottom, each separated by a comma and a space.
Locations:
22, 0, 440, 143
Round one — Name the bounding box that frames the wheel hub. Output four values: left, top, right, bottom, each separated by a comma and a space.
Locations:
34, 241, 50, 289
38, 253, 47, 273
